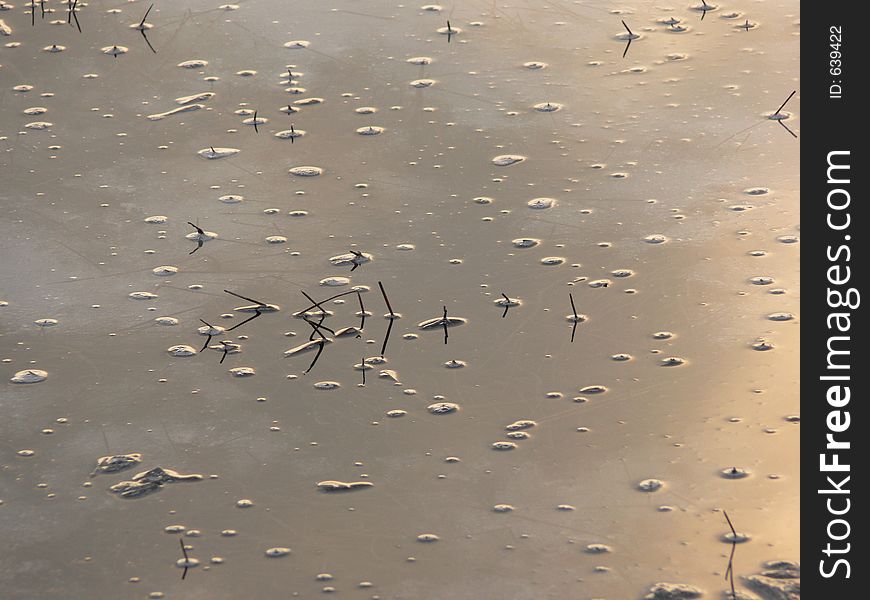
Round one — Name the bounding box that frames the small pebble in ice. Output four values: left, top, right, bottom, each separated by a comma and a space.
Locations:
356, 125, 385, 135
319, 276, 350, 287
167, 345, 197, 357
129, 291, 158, 300
637, 479, 664, 492
768, 312, 794, 321
533, 102, 562, 112
229, 367, 256, 377
176, 92, 214, 105
492, 441, 518, 451
660, 356, 686, 366
512, 238, 540, 248
317, 480, 373, 491
527, 197, 556, 209
505, 420, 536, 431
492, 154, 526, 166
288, 166, 323, 177
265, 548, 291, 557
92, 454, 142, 475
177, 59, 208, 68
409, 78, 436, 88
147, 105, 203, 121
721, 467, 750, 479
643, 583, 704, 599
198, 147, 240, 159
101, 45, 129, 57
436, 25, 461, 35
274, 129, 306, 140
644, 234, 669, 244
427, 402, 459, 414
752, 339, 774, 351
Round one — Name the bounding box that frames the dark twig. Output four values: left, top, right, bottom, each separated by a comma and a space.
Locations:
356, 290, 366, 334
71, 0, 81, 33
621, 20, 633, 58
179, 538, 189, 580
361, 357, 366, 385
187, 221, 204, 255
500, 293, 510, 318
778, 119, 798, 138
446, 20, 453, 43
140, 3, 153, 28
218, 341, 234, 364
378, 281, 396, 357
379, 281, 395, 316
349, 250, 364, 272
300, 291, 337, 338
141, 28, 156, 53
252, 110, 259, 134
224, 290, 267, 306
723, 511, 737, 599
570, 293, 579, 343
380, 320, 393, 357
297, 289, 359, 314
198, 318, 215, 352
302, 320, 328, 373
223, 290, 271, 331
303, 314, 336, 340
442, 306, 449, 344
774, 90, 796, 117
226, 310, 261, 331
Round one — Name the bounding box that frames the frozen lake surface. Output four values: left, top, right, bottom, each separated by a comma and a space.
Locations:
1, 1, 799, 598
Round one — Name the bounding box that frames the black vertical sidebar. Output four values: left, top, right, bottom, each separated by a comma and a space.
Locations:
802, 12, 863, 597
